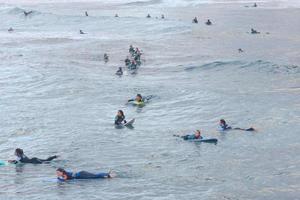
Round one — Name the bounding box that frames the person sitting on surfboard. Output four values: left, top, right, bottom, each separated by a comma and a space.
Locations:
115, 110, 127, 125
8, 148, 58, 164
219, 119, 255, 131
56, 168, 113, 181
173, 130, 203, 140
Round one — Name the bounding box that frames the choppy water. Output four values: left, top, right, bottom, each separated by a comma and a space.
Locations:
0, 0, 299, 199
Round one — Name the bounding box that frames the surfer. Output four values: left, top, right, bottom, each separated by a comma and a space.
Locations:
8, 148, 58, 164
238, 48, 244, 53
174, 130, 203, 140
115, 110, 127, 125
8, 27, 14, 32
128, 94, 143, 103
251, 28, 260, 34
205, 19, 212, 25
104, 53, 109, 62
193, 17, 198, 24
24, 11, 33, 16
219, 119, 255, 131
161, 14, 165, 19
79, 30, 86, 34
115, 14, 119, 17
116, 67, 123, 76
85, 11, 88, 16
146, 14, 151, 18
56, 168, 113, 181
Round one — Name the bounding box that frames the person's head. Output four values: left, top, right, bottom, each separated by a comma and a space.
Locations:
15, 148, 24, 157
220, 119, 226, 126
135, 94, 142, 101
119, 67, 122, 70
117, 110, 124, 117
56, 168, 69, 180
195, 130, 201, 137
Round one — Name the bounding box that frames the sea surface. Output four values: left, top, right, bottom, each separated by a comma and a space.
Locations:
0, 0, 299, 199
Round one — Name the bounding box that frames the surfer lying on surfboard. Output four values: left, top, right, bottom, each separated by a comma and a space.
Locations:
219, 119, 255, 132
56, 168, 114, 181
8, 148, 58, 164
174, 130, 203, 140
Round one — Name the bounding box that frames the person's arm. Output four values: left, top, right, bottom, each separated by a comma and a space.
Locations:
8, 160, 18, 164
127, 99, 134, 102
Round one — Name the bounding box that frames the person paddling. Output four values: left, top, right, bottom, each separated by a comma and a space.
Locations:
8, 148, 58, 164
56, 168, 113, 181
219, 119, 255, 131
174, 130, 203, 140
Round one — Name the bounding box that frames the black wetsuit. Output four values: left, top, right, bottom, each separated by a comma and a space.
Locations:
115, 115, 126, 125
15, 155, 57, 164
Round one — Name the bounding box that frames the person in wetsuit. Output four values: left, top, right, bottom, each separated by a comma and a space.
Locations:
116, 67, 123, 76
251, 28, 260, 34
175, 130, 203, 140
125, 56, 131, 66
79, 30, 86, 34
146, 14, 151, 18
193, 17, 198, 24
24, 11, 33, 16
8, 148, 57, 164
104, 53, 109, 62
115, 110, 127, 125
205, 19, 212, 25
56, 168, 112, 181
129, 45, 135, 55
219, 119, 255, 131
128, 94, 144, 103
85, 11, 88, 16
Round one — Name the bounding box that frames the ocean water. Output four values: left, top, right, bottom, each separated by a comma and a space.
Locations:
0, 0, 299, 199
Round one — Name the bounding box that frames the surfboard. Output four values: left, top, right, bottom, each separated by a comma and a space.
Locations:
124, 118, 135, 127
189, 138, 218, 143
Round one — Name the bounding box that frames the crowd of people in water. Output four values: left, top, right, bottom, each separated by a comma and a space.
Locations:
115, 45, 143, 76
3, 2, 259, 182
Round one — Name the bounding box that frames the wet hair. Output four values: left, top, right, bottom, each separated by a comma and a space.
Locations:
56, 168, 67, 175
118, 110, 124, 117
136, 94, 142, 98
220, 119, 226, 124
196, 130, 201, 134
15, 148, 24, 157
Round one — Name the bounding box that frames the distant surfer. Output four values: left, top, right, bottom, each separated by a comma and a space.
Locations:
8, 27, 14, 32
85, 11, 88, 16
56, 168, 113, 181
251, 28, 260, 34
79, 30, 86, 34
23, 11, 33, 16
238, 48, 244, 53
104, 53, 109, 62
253, 3, 257, 7
116, 67, 123, 76
205, 19, 212, 25
161, 14, 165, 19
115, 110, 127, 125
115, 14, 119, 17
219, 119, 255, 131
8, 148, 58, 164
174, 130, 203, 140
193, 17, 198, 24
146, 14, 151, 18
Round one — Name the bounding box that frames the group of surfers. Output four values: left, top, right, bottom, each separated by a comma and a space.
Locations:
5, 93, 255, 181
116, 45, 143, 76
